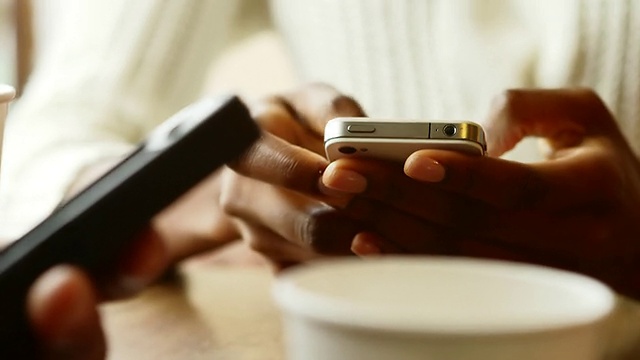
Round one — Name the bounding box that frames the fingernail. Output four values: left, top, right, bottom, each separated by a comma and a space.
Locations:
404, 156, 445, 182
322, 164, 367, 193
351, 239, 381, 256
317, 178, 353, 199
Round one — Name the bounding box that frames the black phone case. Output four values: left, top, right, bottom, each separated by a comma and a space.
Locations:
0, 95, 259, 357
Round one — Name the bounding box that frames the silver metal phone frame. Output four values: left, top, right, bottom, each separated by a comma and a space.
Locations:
324, 118, 487, 151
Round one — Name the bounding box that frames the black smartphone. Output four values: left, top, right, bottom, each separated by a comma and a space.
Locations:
0, 95, 259, 357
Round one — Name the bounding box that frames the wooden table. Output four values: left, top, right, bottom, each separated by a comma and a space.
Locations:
100, 251, 640, 360
102, 255, 284, 360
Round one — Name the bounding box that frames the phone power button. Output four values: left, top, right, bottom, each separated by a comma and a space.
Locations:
347, 125, 376, 133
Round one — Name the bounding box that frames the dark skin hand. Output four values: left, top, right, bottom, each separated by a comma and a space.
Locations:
24, 227, 167, 359
219, 83, 370, 268
28, 85, 640, 358
322, 88, 640, 300
19, 83, 367, 357
164, 83, 640, 302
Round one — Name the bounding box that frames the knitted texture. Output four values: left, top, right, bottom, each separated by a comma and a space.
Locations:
1, 0, 639, 238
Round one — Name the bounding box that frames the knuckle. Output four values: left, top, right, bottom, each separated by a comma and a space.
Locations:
248, 95, 280, 120
572, 87, 601, 105
301, 206, 358, 254
249, 96, 297, 134
570, 88, 613, 127
219, 197, 238, 217
237, 222, 280, 257
300, 82, 365, 117
218, 172, 243, 216
275, 155, 316, 192
244, 232, 262, 251
575, 88, 606, 110
294, 211, 319, 249
297, 208, 333, 253
245, 232, 273, 255
299, 206, 340, 253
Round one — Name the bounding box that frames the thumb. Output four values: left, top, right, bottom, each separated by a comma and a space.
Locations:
484, 88, 620, 157
28, 266, 106, 360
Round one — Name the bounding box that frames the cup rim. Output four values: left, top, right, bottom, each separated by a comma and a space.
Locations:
0, 84, 16, 103
273, 256, 615, 336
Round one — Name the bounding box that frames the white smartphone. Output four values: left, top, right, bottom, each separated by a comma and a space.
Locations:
324, 118, 486, 162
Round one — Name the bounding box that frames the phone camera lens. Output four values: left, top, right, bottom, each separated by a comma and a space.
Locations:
443, 124, 457, 137
338, 146, 357, 154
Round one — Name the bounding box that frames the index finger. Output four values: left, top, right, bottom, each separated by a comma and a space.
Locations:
229, 131, 329, 196
231, 83, 366, 196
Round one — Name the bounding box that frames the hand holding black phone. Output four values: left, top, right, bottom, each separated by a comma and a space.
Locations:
0, 95, 259, 357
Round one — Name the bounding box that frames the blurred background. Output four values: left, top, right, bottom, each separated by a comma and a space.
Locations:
1, 0, 539, 168
0, 0, 297, 100
0, 0, 20, 88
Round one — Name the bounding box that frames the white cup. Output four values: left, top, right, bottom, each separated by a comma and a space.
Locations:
273, 256, 614, 360
0, 84, 15, 168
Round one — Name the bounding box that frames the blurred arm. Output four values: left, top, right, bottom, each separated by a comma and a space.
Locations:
0, 0, 268, 239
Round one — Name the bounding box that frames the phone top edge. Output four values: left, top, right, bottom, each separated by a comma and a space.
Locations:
324, 117, 486, 150
328, 117, 483, 126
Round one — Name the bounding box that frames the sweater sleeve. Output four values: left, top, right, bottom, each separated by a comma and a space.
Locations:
0, 0, 266, 240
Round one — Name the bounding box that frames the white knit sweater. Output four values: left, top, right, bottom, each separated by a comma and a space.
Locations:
1, 0, 640, 356
5, 0, 640, 238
